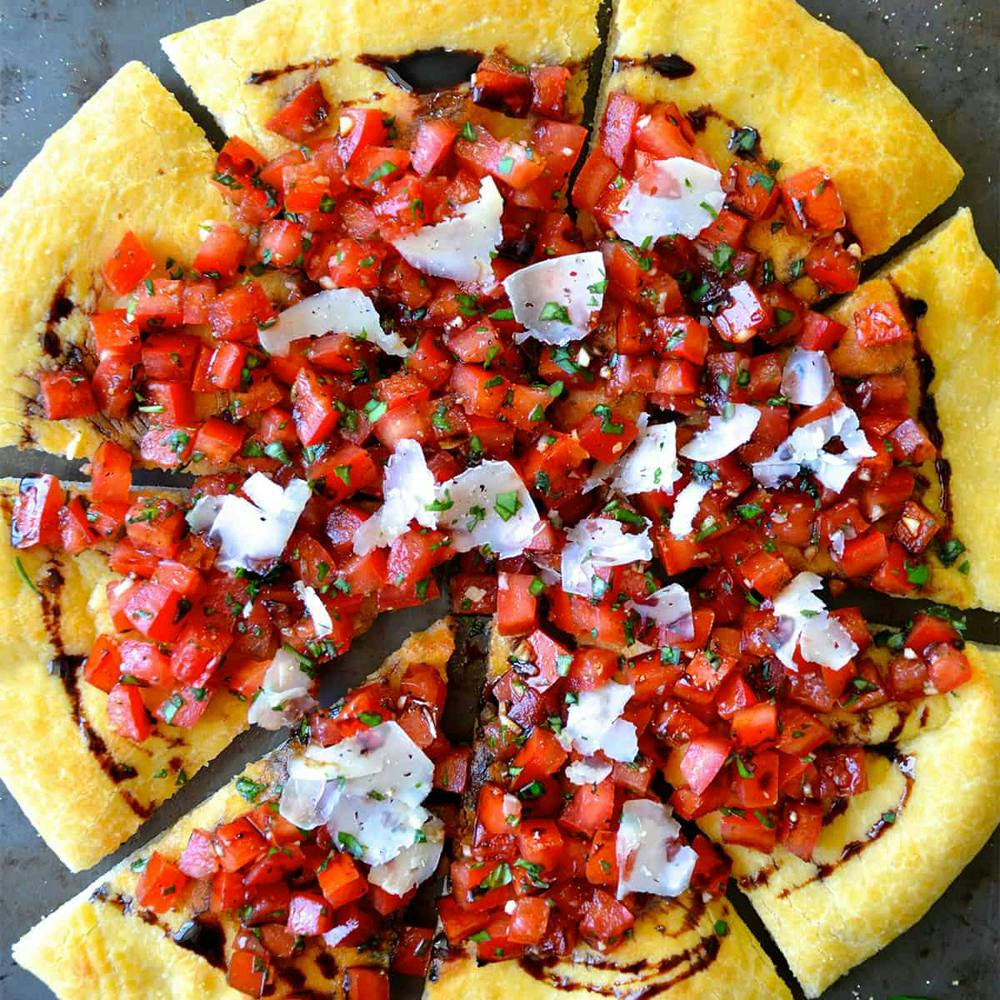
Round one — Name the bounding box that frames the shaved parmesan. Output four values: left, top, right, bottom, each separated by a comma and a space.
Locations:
561, 682, 637, 763
392, 176, 503, 283
613, 157, 726, 246
628, 583, 694, 641
560, 517, 653, 598
353, 439, 437, 555
280, 721, 440, 887
259, 287, 406, 358
565, 756, 613, 786
435, 461, 539, 557
616, 799, 697, 900
612, 416, 680, 496
753, 405, 875, 493
668, 479, 711, 538
293, 581, 332, 638
679, 403, 760, 462
187, 473, 310, 572
368, 817, 444, 897
502, 252, 607, 346
780, 347, 834, 406
247, 647, 316, 730
770, 572, 858, 671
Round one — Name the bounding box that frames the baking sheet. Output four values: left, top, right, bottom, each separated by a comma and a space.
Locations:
0, 0, 997, 997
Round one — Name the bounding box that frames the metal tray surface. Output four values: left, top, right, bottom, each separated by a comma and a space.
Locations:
0, 1, 997, 998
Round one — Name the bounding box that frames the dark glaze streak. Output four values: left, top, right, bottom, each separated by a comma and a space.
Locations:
314, 950, 338, 979
41, 279, 73, 359
246, 57, 337, 85
357, 48, 482, 94
611, 53, 696, 79
774, 753, 915, 899
892, 286, 953, 520
172, 917, 226, 969
40, 561, 149, 811
518, 933, 721, 994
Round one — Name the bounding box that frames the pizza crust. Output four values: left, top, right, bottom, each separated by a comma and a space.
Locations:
425, 894, 791, 1000
601, 0, 961, 287
828, 208, 1000, 612
162, 0, 601, 160
0, 62, 227, 461
0, 480, 251, 872
700, 642, 1000, 998
13, 618, 456, 999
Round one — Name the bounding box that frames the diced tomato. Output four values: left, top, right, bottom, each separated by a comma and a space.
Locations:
560, 779, 614, 835
227, 950, 270, 997
103, 231, 155, 294
580, 888, 634, 945
135, 851, 188, 913
11, 474, 63, 549
317, 850, 368, 908
215, 817, 268, 872
781, 168, 846, 233
805, 238, 860, 293
178, 828, 220, 879
496, 572, 540, 635
345, 967, 389, 1000
731, 702, 778, 747
58, 496, 99, 554
266, 80, 329, 142
926, 643, 972, 693
393, 926, 434, 978
779, 801, 823, 861
194, 222, 248, 279
719, 810, 777, 853
106, 682, 152, 743
39, 368, 97, 419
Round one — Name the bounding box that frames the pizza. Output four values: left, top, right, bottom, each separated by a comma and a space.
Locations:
3, 0, 998, 996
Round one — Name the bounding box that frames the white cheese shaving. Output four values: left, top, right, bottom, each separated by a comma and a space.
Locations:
627, 583, 694, 640
560, 517, 653, 598
187, 473, 310, 572
668, 479, 711, 538
560, 682, 637, 763
780, 347, 834, 406
679, 403, 760, 462
613, 157, 726, 246
392, 176, 503, 283
611, 416, 680, 496
502, 252, 607, 346
279, 721, 440, 892
564, 756, 613, 785
259, 287, 406, 358
770, 572, 858, 671
353, 438, 437, 555
616, 799, 697, 900
753, 405, 876, 494
434, 460, 540, 558
293, 581, 333, 638
247, 647, 316, 730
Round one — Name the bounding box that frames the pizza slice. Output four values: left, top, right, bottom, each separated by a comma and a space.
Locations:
0, 476, 248, 872
0, 62, 228, 461
425, 627, 792, 1000
695, 637, 1000, 998
585, 0, 961, 293
13, 617, 460, 1000
825, 208, 1000, 611
161, 0, 601, 159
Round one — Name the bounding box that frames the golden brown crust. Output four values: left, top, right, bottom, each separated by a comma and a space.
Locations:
429, 629, 790, 999
162, 0, 600, 160
0, 62, 227, 461
828, 209, 1000, 612
13, 619, 456, 999
601, 0, 962, 286
425, 895, 790, 1000
700, 643, 1000, 998
0, 480, 249, 872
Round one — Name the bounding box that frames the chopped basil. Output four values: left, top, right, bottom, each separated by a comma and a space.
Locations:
337, 831, 365, 859
14, 556, 40, 596
493, 491, 521, 522
236, 776, 267, 803
538, 301, 571, 324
